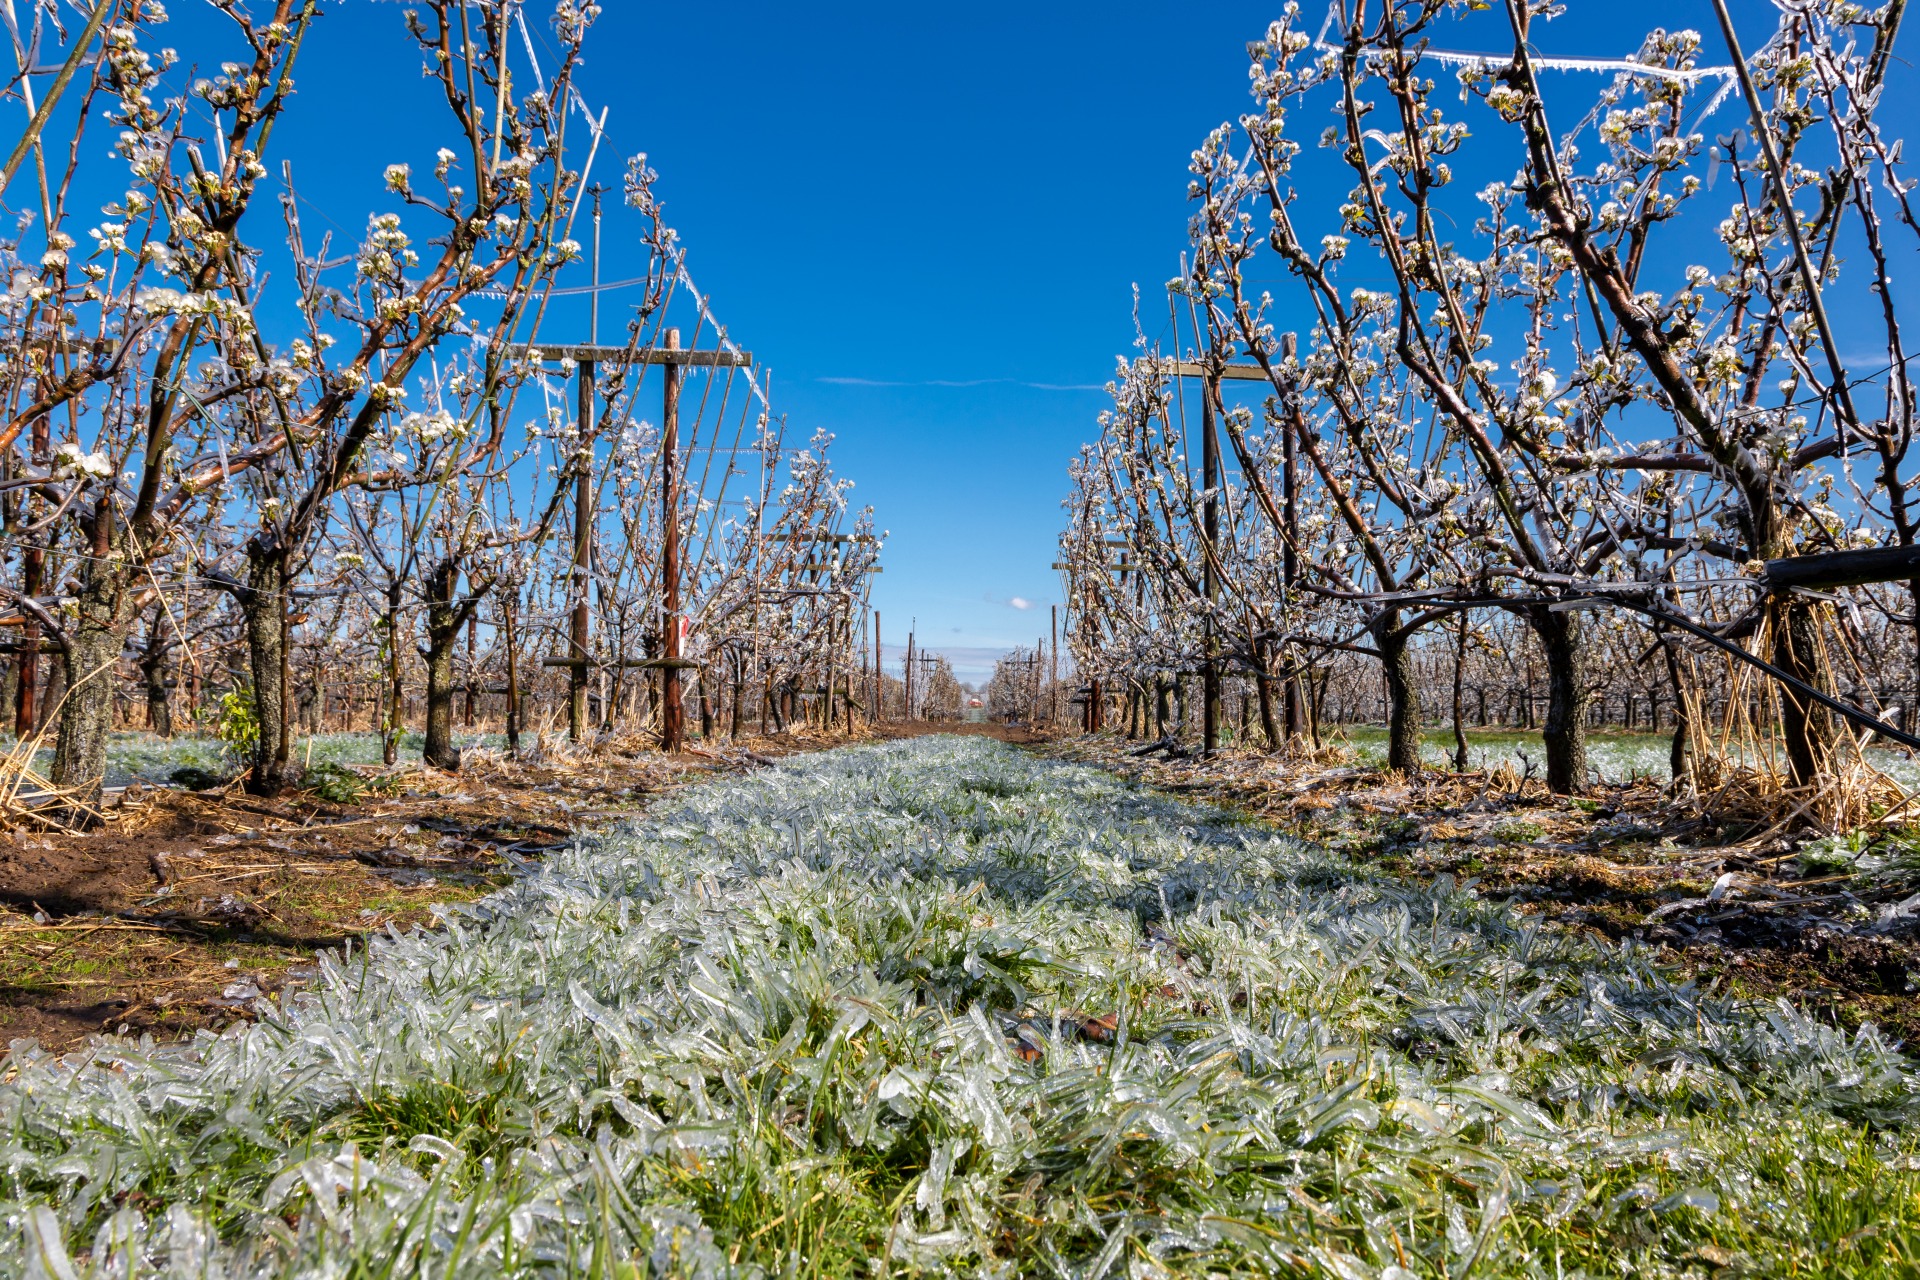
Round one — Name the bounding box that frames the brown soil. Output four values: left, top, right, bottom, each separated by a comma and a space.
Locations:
0, 729, 866, 1054
1040, 736, 1920, 1046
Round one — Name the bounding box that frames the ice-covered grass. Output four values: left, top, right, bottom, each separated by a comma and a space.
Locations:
1341, 724, 1920, 790
1341, 726, 1676, 783
4, 735, 1919, 1276
0, 730, 506, 789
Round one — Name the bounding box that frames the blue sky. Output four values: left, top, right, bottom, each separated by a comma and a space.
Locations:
562, 1, 1290, 680
111, 2, 1920, 682
545, 1, 1917, 681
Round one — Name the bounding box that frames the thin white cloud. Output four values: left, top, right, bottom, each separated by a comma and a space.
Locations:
817, 375, 1105, 392
1009, 596, 1032, 610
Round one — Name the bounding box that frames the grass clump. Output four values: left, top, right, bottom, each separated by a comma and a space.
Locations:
300, 760, 367, 804
3, 736, 1920, 1276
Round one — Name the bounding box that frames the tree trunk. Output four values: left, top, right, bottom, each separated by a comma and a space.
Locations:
51, 559, 129, 808
143, 655, 172, 737
384, 582, 404, 766
1254, 643, 1280, 753
1665, 636, 1692, 785
459, 613, 473, 728
1451, 611, 1469, 771
1770, 594, 1831, 789
1910, 579, 1920, 737
1373, 613, 1421, 775
14, 542, 42, 739
245, 545, 295, 794
503, 595, 522, 758
730, 650, 745, 739
0, 654, 17, 738
1526, 605, 1590, 795
421, 562, 463, 771
1310, 665, 1327, 747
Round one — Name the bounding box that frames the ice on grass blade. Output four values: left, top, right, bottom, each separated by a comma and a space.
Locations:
22, 1207, 78, 1280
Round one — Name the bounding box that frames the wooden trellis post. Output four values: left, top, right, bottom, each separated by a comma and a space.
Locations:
659, 327, 686, 751
511, 336, 752, 748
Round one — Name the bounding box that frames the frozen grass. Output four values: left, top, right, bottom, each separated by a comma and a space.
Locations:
1339, 724, 1920, 790
1341, 726, 1676, 783
4, 735, 1920, 1276
0, 730, 506, 789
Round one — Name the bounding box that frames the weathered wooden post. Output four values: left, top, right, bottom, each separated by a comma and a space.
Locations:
1200, 366, 1221, 754
569, 355, 593, 742
660, 327, 685, 751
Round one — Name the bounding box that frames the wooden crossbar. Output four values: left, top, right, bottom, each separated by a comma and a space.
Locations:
1167, 361, 1268, 381
507, 342, 752, 367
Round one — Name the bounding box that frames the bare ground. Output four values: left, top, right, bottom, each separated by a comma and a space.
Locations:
0, 728, 862, 1052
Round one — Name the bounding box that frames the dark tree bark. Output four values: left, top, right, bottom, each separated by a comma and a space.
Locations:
729, 649, 744, 739
502, 595, 522, 758
244, 544, 295, 795
383, 580, 404, 766
1253, 639, 1280, 752
1372, 611, 1421, 775
1525, 605, 1590, 795
1451, 611, 1469, 771
421, 560, 464, 771
1770, 595, 1832, 788
1658, 637, 1689, 786
139, 618, 173, 738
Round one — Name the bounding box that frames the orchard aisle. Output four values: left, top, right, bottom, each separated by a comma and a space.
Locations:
7, 737, 1919, 1276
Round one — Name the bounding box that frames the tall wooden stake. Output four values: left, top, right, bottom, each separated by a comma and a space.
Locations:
1201, 369, 1221, 754
504, 595, 521, 757
569, 358, 593, 742
1281, 332, 1302, 741
1049, 604, 1058, 726
14, 401, 46, 736
660, 327, 685, 751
